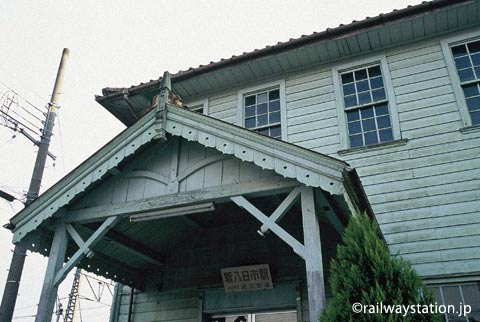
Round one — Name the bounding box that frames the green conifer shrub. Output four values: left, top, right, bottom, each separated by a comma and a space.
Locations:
320, 213, 441, 322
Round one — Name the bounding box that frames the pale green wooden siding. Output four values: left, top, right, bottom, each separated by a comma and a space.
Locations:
116, 288, 199, 322
183, 33, 480, 279
72, 139, 279, 210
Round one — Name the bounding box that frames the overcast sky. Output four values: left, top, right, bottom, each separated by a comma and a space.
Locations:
0, 1, 423, 321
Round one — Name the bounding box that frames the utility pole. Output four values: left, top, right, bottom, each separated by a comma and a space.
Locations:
0, 48, 69, 322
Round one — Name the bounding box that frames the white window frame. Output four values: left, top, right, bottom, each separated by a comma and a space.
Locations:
332, 54, 401, 150
237, 79, 287, 141
185, 98, 209, 115
440, 28, 480, 128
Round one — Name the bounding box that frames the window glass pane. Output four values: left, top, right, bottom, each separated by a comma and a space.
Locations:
245, 95, 256, 106
269, 112, 281, 123
452, 44, 467, 57
270, 126, 281, 138
358, 92, 372, 105
463, 84, 479, 97
475, 66, 480, 79
361, 107, 374, 118
258, 128, 269, 136
471, 111, 480, 125
466, 97, 480, 111
379, 129, 393, 142
269, 100, 280, 112
461, 284, 480, 311
375, 104, 389, 116
468, 40, 480, 54
377, 115, 391, 129
370, 76, 384, 89
343, 83, 356, 95
458, 68, 475, 82
258, 92, 268, 104
344, 95, 358, 107
362, 118, 376, 131
372, 88, 386, 101
257, 103, 268, 115
348, 121, 361, 134
368, 66, 382, 77
245, 118, 255, 128
364, 131, 378, 145
341, 72, 354, 84
471, 53, 480, 66
355, 69, 367, 80
455, 56, 472, 69
269, 89, 280, 101
245, 105, 256, 117
346, 110, 360, 121
356, 80, 370, 92
349, 134, 363, 147
257, 114, 268, 126
443, 286, 464, 322
255, 311, 297, 322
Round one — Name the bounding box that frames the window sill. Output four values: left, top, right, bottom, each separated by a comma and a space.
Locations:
337, 139, 408, 156
460, 125, 480, 134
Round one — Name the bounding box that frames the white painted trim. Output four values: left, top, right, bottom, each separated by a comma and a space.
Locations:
185, 98, 209, 115
331, 54, 401, 150
236, 79, 288, 141
440, 27, 480, 128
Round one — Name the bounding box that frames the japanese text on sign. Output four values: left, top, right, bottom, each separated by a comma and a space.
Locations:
221, 264, 273, 292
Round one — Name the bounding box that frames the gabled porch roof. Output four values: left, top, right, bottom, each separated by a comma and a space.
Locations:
9, 100, 372, 245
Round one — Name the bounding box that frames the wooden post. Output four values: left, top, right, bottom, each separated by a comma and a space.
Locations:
35, 224, 69, 322
301, 187, 326, 322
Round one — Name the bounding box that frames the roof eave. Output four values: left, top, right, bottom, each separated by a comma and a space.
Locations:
94, 0, 473, 104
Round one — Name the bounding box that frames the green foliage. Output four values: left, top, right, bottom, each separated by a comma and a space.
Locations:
320, 213, 441, 322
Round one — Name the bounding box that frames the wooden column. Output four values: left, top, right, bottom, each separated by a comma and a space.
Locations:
35, 224, 68, 322
301, 187, 326, 322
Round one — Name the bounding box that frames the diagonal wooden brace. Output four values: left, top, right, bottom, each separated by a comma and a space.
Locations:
66, 224, 95, 258
257, 186, 302, 236
53, 216, 120, 287
231, 195, 305, 258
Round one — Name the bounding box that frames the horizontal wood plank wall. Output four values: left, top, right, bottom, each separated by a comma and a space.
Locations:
181, 36, 480, 279
283, 38, 480, 278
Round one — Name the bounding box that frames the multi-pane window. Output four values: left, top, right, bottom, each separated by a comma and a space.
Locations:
432, 283, 480, 322
209, 311, 296, 322
340, 65, 393, 148
451, 39, 480, 125
244, 88, 281, 139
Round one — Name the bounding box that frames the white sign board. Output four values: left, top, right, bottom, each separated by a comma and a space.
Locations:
221, 264, 273, 292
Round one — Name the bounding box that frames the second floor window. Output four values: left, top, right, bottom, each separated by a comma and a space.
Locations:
450, 39, 480, 125
340, 65, 394, 148
244, 88, 281, 139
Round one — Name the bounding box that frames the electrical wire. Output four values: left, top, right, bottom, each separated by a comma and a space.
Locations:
0, 78, 48, 113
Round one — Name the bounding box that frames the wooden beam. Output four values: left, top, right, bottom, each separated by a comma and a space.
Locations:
66, 224, 95, 258
81, 225, 165, 267
63, 177, 299, 224
53, 216, 120, 287
35, 224, 68, 322
314, 189, 345, 234
258, 186, 302, 236
301, 187, 326, 321
231, 195, 305, 258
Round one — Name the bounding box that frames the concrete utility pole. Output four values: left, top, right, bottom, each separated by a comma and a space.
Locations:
0, 48, 70, 322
